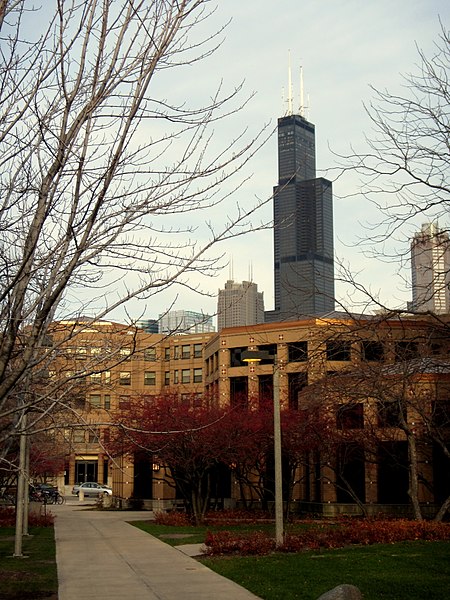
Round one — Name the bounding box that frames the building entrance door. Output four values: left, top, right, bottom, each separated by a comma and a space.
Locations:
75, 460, 98, 484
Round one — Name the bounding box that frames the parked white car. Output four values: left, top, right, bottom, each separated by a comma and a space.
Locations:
72, 482, 112, 497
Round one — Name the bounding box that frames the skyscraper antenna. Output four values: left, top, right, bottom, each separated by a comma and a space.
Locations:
299, 65, 305, 117
287, 50, 293, 115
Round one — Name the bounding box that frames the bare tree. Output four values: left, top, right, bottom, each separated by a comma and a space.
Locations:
343, 23, 449, 242
333, 24, 449, 319
0, 1, 269, 431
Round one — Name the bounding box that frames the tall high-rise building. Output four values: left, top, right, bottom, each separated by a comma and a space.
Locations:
411, 222, 450, 314
217, 280, 264, 330
159, 310, 215, 334
265, 95, 334, 322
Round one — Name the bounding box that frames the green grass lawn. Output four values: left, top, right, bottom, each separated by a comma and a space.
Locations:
0, 526, 58, 600
133, 521, 450, 600
202, 541, 450, 600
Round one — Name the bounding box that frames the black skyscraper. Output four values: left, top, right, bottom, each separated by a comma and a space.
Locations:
265, 112, 335, 322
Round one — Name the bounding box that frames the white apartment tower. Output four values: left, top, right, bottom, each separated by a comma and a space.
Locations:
411, 223, 450, 314
217, 280, 265, 330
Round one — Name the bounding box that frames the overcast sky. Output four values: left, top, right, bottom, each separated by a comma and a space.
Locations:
125, 0, 447, 324
63, 1, 450, 324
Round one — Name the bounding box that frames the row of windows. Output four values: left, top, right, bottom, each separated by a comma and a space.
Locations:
163, 343, 203, 361
72, 428, 99, 443
118, 368, 203, 386
336, 400, 450, 429
289, 340, 421, 363
88, 394, 111, 409
63, 344, 203, 362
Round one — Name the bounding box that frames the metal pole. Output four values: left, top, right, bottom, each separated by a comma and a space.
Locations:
14, 411, 27, 557
22, 432, 30, 536
273, 361, 283, 546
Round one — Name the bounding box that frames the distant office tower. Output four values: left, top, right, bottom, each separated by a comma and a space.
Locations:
136, 319, 159, 333
411, 223, 450, 314
217, 280, 265, 329
159, 310, 215, 334
265, 87, 334, 322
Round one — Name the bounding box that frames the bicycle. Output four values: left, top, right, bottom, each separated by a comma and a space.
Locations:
43, 490, 65, 505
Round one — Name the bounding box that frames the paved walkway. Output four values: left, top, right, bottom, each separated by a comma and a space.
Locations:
52, 499, 261, 600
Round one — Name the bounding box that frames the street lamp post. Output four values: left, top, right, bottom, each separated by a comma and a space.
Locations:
272, 361, 283, 546
242, 350, 284, 546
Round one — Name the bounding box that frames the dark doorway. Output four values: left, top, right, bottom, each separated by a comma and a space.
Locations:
75, 460, 98, 484
209, 463, 232, 509
336, 443, 366, 503
230, 376, 248, 407
377, 441, 409, 503
433, 443, 450, 504
133, 452, 153, 499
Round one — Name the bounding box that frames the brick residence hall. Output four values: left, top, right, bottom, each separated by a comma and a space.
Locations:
44, 313, 450, 516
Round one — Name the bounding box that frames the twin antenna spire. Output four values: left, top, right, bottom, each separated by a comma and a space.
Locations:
285, 50, 308, 118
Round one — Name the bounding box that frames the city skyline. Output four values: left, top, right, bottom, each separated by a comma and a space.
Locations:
27, 1, 446, 324
130, 1, 449, 323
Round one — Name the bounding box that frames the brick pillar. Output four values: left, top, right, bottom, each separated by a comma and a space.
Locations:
97, 454, 104, 484
69, 454, 76, 486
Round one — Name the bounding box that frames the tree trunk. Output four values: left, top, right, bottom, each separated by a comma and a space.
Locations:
407, 432, 423, 520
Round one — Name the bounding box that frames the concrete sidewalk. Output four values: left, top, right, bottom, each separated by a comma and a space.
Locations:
53, 501, 261, 600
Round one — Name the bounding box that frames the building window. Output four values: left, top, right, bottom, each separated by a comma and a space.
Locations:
362, 341, 384, 362
288, 372, 308, 410
378, 401, 402, 427
173, 370, 179, 384
104, 371, 111, 384
181, 345, 190, 359
193, 344, 202, 358
230, 347, 248, 367
288, 341, 308, 362
326, 341, 351, 361
193, 368, 202, 383
144, 371, 156, 386
164, 347, 170, 360
119, 395, 130, 409
144, 347, 156, 361
73, 429, 85, 443
120, 347, 131, 357
174, 346, 180, 359
432, 401, 450, 427
119, 371, 131, 385
181, 369, 190, 384
230, 376, 248, 407
104, 395, 111, 410
76, 347, 87, 359
88, 428, 99, 443
89, 394, 101, 408
395, 341, 419, 361
89, 372, 102, 384
336, 403, 364, 429
164, 371, 170, 386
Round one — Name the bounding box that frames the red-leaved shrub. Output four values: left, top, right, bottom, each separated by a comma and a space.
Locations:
280, 519, 450, 554
205, 509, 273, 525
205, 529, 275, 555
204, 518, 450, 556
0, 506, 54, 527
153, 510, 191, 526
